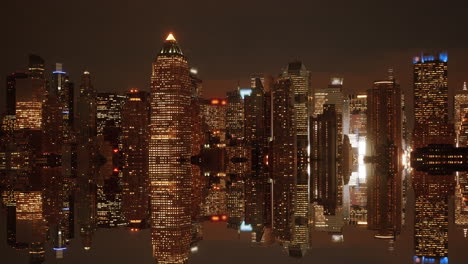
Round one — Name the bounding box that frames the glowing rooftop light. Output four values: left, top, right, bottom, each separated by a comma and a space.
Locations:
83, 71, 90, 75
464, 82, 467, 91
166, 33, 176, 41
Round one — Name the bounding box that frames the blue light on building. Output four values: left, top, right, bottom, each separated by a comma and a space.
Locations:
439, 52, 448, 62
53, 71, 67, 74
240, 89, 252, 99
240, 221, 253, 232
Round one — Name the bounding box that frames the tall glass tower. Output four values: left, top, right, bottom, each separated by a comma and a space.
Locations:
149, 33, 192, 264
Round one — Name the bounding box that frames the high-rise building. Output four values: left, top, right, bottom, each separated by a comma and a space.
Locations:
96, 93, 126, 144
347, 93, 367, 135
226, 88, 245, 139
281, 62, 312, 252
413, 52, 449, 135
78, 71, 97, 141
149, 33, 192, 264
412, 52, 455, 263
201, 98, 227, 142
121, 89, 150, 227
51, 63, 75, 140
189, 69, 205, 221
366, 80, 402, 238
272, 78, 296, 242
244, 78, 269, 236
311, 104, 337, 215
455, 82, 468, 147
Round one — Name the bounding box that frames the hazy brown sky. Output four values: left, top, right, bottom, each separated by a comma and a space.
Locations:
2, 0, 468, 114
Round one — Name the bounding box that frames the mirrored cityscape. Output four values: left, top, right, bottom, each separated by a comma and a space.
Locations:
2, 4, 468, 263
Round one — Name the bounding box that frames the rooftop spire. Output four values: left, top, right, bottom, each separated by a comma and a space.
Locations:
158, 32, 183, 56
166, 33, 176, 41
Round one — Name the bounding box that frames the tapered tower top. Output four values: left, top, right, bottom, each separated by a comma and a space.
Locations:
158, 32, 183, 56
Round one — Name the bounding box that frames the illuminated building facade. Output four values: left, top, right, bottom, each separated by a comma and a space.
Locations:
226, 88, 245, 139
348, 93, 367, 135
366, 80, 402, 237
272, 78, 296, 242
412, 52, 455, 262
413, 52, 448, 135
281, 62, 311, 250
121, 89, 149, 227
202, 98, 227, 141
96, 92, 126, 144
78, 71, 97, 141
51, 63, 75, 140
454, 82, 468, 146
149, 33, 192, 263
190, 70, 205, 221
311, 104, 337, 215
244, 78, 269, 234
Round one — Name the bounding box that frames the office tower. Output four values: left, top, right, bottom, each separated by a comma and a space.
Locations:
244, 78, 269, 238
52, 63, 75, 140
96, 93, 126, 144
6, 72, 28, 116
412, 52, 455, 263
413, 52, 448, 139
189, 69, 205, 221
201, 98, 227, 141
226, 88, 245, 139
366, 80, 402, 237
42, 90, 63, 153
348, 93, 367, 135
15, 191, 47, 263
78, 71, 97, 141
311, 104, 337, 215
149, 33, 192, 264
281, 61, 312, 252
121, 89, 150, 227
271, 78, 296, 242
28, 54, 45, 79
250, 73, 273, 92
455, 82, 468, 146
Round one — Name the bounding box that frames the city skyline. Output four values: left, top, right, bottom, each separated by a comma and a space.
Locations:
2, 2, 468, 264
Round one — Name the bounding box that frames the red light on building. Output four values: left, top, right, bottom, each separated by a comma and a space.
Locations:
113, 168, 119, 172
211, 215, 220, 222
113, 148, 119, 153
211, 99, 220, 105
221, 215, 227, 221
221, 99, 227, 105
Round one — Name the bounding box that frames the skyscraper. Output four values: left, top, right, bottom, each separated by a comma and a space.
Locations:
96, 92, 126, 144
366, 80, 402, 238
413, 52, 448, 138
272, 78, 296, 242
281, 62, 311, 252
121, 89, 150, 228
412, 52, 455, 262
455, 82, 468, 146
149, 33, 192, 264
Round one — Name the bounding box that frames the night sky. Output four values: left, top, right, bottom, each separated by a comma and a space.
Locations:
2, 0, 468, 110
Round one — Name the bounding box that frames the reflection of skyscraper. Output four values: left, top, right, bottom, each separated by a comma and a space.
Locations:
121, 89, 149, 227
281, 62, 311, 253
272, 78, 296, 242
367, 80, 402, 237
149, 33, 192, 263
413, 52, 448, 143
412, 52, 454, 263
311, 104, 337, 215
244, 78, 269, 236
455, 82, 468, 147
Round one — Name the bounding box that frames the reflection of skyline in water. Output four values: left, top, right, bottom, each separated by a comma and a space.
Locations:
1, 43, 468, 264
